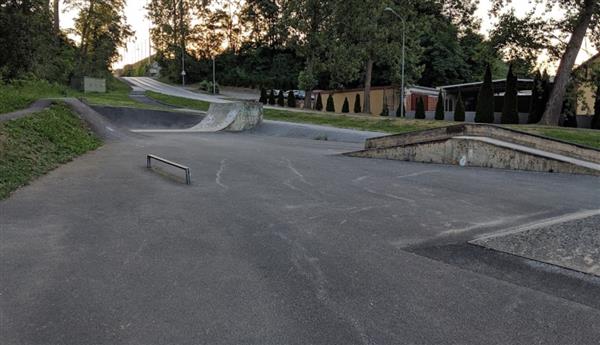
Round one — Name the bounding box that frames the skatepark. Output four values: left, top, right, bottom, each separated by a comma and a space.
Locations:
1, 85, 600, 345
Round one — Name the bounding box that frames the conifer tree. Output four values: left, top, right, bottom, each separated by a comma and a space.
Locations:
475, 65, 495, 123
342, 97, 350, 113
287, 90, 296, 108
528, 71, 543, 124
592, 82, 600, 130
415, 97, 426, 119
326, 94, 335, 112
396, 102, 405, 117
315, 93, 323, 111
277, 90, 285, 106
259, 88, 267, 104
435, 90, 445, 120
354, 94, 361, 113
454, 91, 466, 122
268, 90, 276, 105
501, 65, 519, 124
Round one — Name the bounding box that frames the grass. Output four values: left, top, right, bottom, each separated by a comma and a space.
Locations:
0, 104, 102, 199
79, 77, 161, 109
0, 79, 77, 114
516, 126, 600, 149
145, 91, 211, 111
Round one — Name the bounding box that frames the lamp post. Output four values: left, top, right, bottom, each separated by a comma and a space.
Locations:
179, 0, 186, 87
384, 7, 406, 118
212, 56, 216, 94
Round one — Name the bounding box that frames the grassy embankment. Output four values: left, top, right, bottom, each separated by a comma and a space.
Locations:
0, 104, 101, 199
144, 92, 600, 148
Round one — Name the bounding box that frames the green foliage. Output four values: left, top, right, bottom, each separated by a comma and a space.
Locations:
198, 80, 220, 94
435, 90, 445, 120
475, 65, 495, 123
528, 70, 543, 124
415, 97, 426, 119
259, 88, 268, 103
380, 96, 389, 116
326, 94, 335, 112
268, 89, 276, 105
593, 83, 600, 130
287, 90, 296, 108
145, 91, 210, 111
0, 104, 101, 199
315, 93, 323, 111
277, 90, 285, 107
454, 92, 466, 122
342, 97, 350, 113
501, 64, 519, 124
0, 78, 74, 114
354, 94, 361, 113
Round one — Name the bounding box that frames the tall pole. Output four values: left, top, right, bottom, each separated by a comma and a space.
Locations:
384, 7, 406, 118
212, 56, 216, 94
180, 0, 185, 87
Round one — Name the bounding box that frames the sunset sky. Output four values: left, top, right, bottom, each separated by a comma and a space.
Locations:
60, 0, 598, 70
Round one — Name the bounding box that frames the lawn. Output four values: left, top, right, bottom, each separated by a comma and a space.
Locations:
0, 104, 102, 199
145, 91, 211, 111
517, 126, 600, 149
79, 77, 161, 109
0, 79, 77, 114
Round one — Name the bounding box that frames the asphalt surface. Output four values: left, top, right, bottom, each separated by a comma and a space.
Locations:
122, 77, 229, 103
2, 111, 600, 344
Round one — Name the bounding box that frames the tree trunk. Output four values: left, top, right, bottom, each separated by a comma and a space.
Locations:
53, 0, 59, 33
539, 0, 595, 125
364, 59, 373, 114
79, 0, 96, 62
305, 90, 313, 110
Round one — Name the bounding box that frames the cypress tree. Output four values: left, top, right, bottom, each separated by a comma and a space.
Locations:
342, 97, 350, 113
396, 101, 405, 117
528, 70, 543, 124
354, 94, 361, 113
259, 88, 267, 104
326, 94, 335, 112
415, 97, 426, 119
501, 65, 519, 124
475, 65, 495, 123
277, 90, 285, 107
592, 82, 600, 130
268, 90, 276, 105
539, 70, 551, 117
287, 90, 296, 108
435, 90, 445, 120
315, 93, 323, 111
454, 91, 465, 122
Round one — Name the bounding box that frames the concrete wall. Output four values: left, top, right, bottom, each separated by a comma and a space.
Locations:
83, 77, 106, 93
319, 88, 397, 116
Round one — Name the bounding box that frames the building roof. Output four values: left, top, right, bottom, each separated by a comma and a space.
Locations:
573, 52, 600, 72
439, 79, 534, 90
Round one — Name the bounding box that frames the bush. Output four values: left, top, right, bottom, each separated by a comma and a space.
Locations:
259, 88, 267, 104
435, 90, 445, 120
475, 65, 495, 123
315, 93, 323, 111
454, 92, 465, 122
415, 97, 426, 119
380, 96, 389, 116
354, 94, 361, 113
268, 90, 276, 105
326, 94, 335, 112
528, 70, 543, 124
198, 80, 220, 94
277, 90, 285, 107
342, 97, 350, 113
287, 90, 296, 108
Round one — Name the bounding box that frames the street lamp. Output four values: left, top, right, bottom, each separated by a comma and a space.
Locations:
384, 7, 406, 118
179, 0, 186, 87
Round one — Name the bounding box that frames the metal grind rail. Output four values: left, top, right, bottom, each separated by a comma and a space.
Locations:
147, 154, 191, 185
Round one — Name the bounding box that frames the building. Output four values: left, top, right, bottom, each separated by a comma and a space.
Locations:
574, 53, 599, 117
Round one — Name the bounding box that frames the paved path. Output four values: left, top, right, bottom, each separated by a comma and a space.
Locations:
2, 123, 600, 344
122, 77, 230, 103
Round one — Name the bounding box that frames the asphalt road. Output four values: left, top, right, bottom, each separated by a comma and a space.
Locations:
2, 119, 600, 344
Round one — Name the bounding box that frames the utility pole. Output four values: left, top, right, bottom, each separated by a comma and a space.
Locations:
179, 0, 186, 86
212, 56, 216, 94
384, 7, 406, 118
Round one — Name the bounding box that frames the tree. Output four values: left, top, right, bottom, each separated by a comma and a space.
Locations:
354, 94, 361, 113
491, 0, 600, 126
268, 89, 276, 105
277, 89, 285, 106
287, 90, 296, 107
415, 97, 426, 119
396, 102, 405, 117
435, 90, 445, 120
475, 65, 495, 123
592, 82, 600, 130
380, 95, 389, 116
342, 97, 350, 113
326, 94, 335, 112
315, 93, 323, 110
454, 91, 465, 121
259, 87, 267, 103
528, 70, 543, 124
501, 64, 519, 124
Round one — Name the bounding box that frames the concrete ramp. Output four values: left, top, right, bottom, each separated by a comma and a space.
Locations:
132, 101, 262, 133
347, 124, 600, 176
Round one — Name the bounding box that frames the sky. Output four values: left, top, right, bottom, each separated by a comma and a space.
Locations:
60, 0, 597, 70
